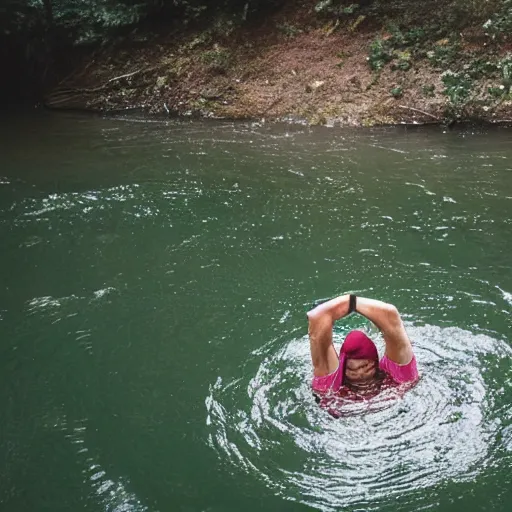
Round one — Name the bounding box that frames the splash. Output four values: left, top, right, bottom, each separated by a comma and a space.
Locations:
206, 324, 512, 511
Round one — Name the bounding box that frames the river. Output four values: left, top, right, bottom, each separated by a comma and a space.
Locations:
1, 110, 511, 512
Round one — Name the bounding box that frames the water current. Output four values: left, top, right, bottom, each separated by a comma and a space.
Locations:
1, 111, 511, 512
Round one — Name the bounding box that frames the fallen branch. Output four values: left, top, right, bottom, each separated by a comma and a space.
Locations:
398, 105, 440, 121
46, 63, 167, 108
107, 68, 143, 84
49, 67, 153, 99
44, 93, 83, 106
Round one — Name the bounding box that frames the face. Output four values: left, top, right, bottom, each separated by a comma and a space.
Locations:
345, 358, 377, 385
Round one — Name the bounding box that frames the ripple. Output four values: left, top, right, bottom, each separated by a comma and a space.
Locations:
206, 324, 512, 511
58, 416, 148, 511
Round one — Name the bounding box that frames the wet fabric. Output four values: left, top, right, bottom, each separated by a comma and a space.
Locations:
311, 330, 419, 394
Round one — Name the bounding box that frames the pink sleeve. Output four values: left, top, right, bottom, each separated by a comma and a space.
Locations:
379, 354, 419, 384
311, 362, 343, 394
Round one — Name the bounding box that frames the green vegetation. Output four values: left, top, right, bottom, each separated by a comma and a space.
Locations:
392, 51, 411, 71
0, 0, 287, 97
200, 45, 231, 73
483, 0, 512, 40
441, 71, 473, 106
357, 1, 512, 120
390, 86, 403, 98
276, 22, 303, 38
426, 41, 461, 69
368, 38, 393, 71
1, 1, 290, 48
314, 1, 360, 17
2, 0, 512, 122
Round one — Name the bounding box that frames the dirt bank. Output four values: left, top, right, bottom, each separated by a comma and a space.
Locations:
44, 1, 512, 126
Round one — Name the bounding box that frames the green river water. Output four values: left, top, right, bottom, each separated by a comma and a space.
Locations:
1, 111, 511, 512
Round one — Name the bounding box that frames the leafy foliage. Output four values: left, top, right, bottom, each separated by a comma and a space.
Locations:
368, 38, 393, 71
1, 0, 150, 45
426, 41, 461, 69
2, 0, 512, 108
0, 0, 289, 98
315, 1, 361, 17
498, 55, 512, 93
1, 1, 288, 47
390, 85, 403, 97
441, 70, 473, 105
276, 21, 303, 38
483, 0, 512, 40
391, 50, 411, 71
466, 58, 499, 80
200, 45, 231, 73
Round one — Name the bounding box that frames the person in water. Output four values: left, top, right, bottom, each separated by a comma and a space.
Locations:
307, 294, 419, 400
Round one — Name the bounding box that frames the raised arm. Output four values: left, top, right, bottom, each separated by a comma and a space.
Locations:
354, 297, 413, 365
307, 295, 413, 372
307, 295, 351, 377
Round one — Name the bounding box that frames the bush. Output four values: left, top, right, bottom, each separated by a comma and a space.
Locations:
427, 41, 461, 68
441, 70, 473, 104
368, 38, 393, 70
488, 85, 506, 98
392, 50, 411, 71
483, 0, 512, 40
497, 55, 512, 91
467, 58, 499, 79
315, 1, 360, 17
390, 85, 403, 98
276, 22, 303, 38
201, 45, 231, 73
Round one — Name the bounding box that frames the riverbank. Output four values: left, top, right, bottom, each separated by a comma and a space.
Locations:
44, 1, 512, 126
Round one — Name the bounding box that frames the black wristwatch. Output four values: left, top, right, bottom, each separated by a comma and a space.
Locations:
348, 294, 357, 314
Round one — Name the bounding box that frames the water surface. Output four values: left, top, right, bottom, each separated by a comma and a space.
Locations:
1, 112, 511, 511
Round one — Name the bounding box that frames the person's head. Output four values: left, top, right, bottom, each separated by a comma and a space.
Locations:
345, 358, 378, 384
340, 330, 379, 389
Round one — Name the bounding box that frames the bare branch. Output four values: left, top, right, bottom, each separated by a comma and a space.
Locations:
398, 105, 440, 121
107, 69, 143, 83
